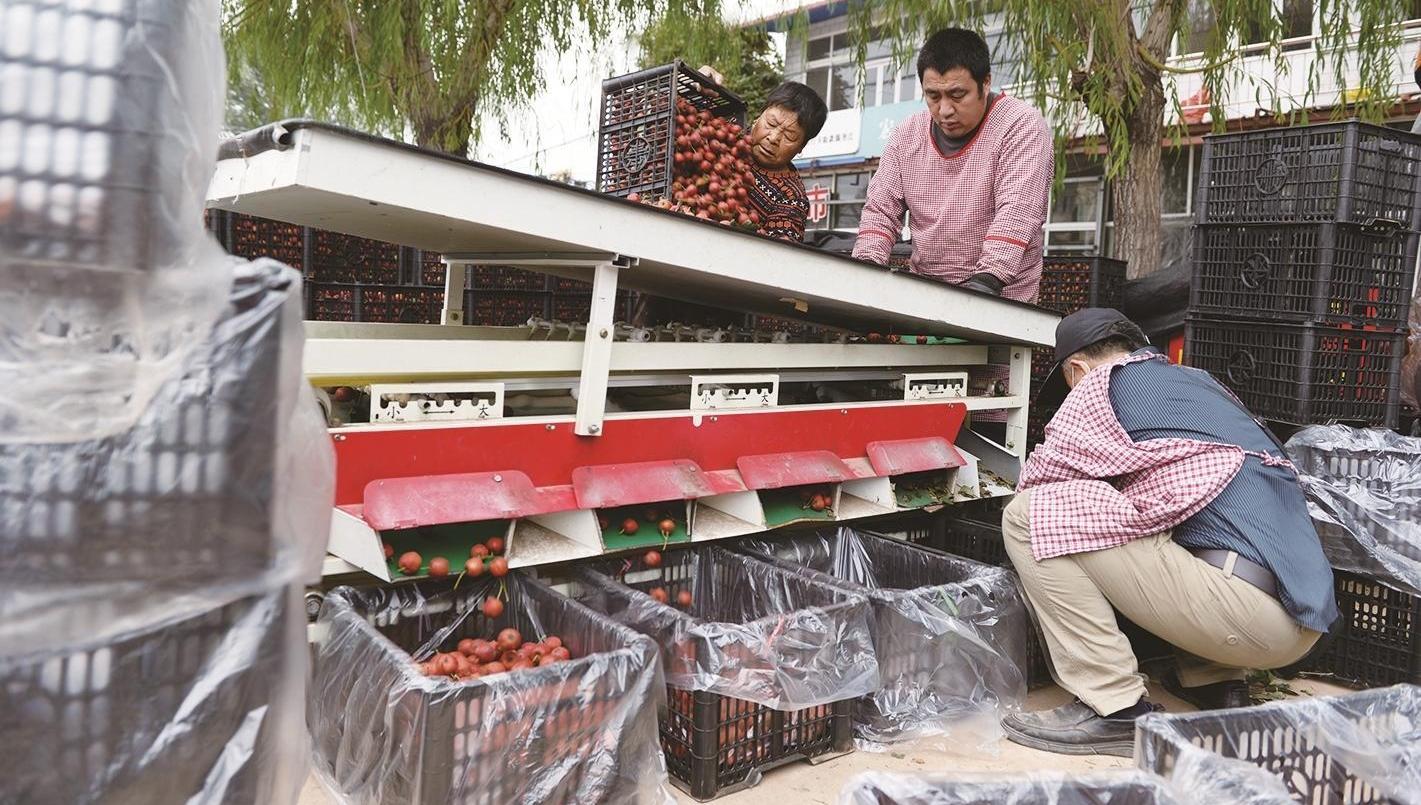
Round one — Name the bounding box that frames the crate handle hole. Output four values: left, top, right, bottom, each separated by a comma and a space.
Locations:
1253, 158, 1290, 194
1239, 253, 1272, 289
1226, 350, 1258, 385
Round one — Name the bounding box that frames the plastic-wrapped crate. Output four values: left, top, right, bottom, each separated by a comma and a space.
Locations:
1137, 684, 1421, 805
1190, 223, 1418, 327
1038, 256, 1128, 315
569, 546, 878, 800
0, 0, 222, 272
228, 212, 306, 274
1, 0, 236, 442
919, 517, 1053, 689
0, 585, 308, 804
310, 573, 669, 805
735, 528, 1028, 745
1304, 570, 1421, 687
0, 261, 333, 593
1194, 121, 1421, 228
837, 767, 1295, 805
1184, 317, 1406, 429
1287, 425, 1421, 595
597, 61, 746, 199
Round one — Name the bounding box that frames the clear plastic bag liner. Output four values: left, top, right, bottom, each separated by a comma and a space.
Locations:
0, 259, 335, 652
735, 527, 1028, 746
1136, 683, 1421, 805
1285, 425, 1421, 595
310, 573, 673, 805
568, 545, 880, 709
1, 0, 233, 442
837, 765, 1296, 805
0, 584, 310, 805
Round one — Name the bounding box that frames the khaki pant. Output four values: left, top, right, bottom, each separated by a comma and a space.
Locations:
1002, 490, 1320, 715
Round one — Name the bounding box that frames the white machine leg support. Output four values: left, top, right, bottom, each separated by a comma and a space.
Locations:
575, 261, 619, 436
442, 259, 470, 325
1005, 345, 1031, 460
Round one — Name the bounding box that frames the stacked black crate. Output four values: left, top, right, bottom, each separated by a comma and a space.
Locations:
1027, 256, 1129, 451
1186, 122, 1421, 430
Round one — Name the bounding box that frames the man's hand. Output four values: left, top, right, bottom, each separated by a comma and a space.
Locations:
960, 273, 1004, 295
697, 65, 726, 85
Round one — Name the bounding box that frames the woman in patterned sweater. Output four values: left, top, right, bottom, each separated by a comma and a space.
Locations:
745, 82, 827, 242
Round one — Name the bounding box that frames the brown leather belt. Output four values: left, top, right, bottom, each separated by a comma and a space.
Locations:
1188, 548, 1279, 599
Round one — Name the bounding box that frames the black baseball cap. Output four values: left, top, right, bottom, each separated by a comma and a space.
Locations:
1036, 308, 1149, 407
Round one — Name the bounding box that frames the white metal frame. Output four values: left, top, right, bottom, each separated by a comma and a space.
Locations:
440, 251, 634, 436
207, 124, 1058, 346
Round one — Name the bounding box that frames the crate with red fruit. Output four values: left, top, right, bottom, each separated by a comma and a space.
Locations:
598, 63, 763, 230
310, 573, 666, 804
569, 546, 878, 799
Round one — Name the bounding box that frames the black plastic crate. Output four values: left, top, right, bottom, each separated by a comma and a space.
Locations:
471, 265, 550, 292
1, 0, 206, 271
1304, 570, 1421, 687
597, 61, 746, 200
1191, 222, 1419, 326
735, 530, 1030, 742
1184, 316, 1407, 428
1137, 685, 1418, 804
305, 283, 447, 323
308, 229, 402, 285
228, 212, 307, 274
918, 517, 1053, 689
0, 264, 292, 583
0, 587, 297, 803
571, 547, 868, 800
311, 573, 663, 805
1038, 256, 1128, 315
467, 291, 550, 326
662, 688, 850, 802
1195, 121, 1421, 228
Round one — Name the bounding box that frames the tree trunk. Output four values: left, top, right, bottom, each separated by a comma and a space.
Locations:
1109, 74, 1168, 279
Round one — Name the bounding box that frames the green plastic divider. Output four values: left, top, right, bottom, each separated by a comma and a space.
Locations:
383, 520, 511, 580
599, 502, 692, 551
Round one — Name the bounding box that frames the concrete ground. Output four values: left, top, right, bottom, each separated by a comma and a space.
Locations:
297, 678, 1354, 804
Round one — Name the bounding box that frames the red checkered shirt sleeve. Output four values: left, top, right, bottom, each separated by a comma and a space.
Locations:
851, 131, 906, 264
1019, 353, 1247, 561
976, 112, 1052, 286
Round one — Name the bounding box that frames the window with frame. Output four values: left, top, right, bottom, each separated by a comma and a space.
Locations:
1042, 176, 1103, 253
803, 30, 920, 112
802, 171, 874, 231
1179, 0, 1313, 56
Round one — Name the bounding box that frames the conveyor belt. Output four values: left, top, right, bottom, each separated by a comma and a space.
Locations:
208, 121, 1058, 346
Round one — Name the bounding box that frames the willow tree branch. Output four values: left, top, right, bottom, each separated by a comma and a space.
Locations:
1135, 41, 1239, 74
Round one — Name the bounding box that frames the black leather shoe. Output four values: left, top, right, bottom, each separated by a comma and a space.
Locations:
1161, 670, 1250, 710
1159, 670, 1250, 709
1001, 699, 1160, 757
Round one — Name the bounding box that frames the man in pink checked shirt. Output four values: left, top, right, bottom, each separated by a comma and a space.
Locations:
850, 27, 1052, 301
998, 309, 1336, 758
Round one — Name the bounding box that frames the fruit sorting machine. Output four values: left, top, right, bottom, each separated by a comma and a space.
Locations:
206, 121, 1058, 582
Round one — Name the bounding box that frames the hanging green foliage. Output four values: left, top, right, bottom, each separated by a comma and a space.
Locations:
223, 0, 725, 155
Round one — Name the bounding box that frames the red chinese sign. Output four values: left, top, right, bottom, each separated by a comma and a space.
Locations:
806, 184, 830, 224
